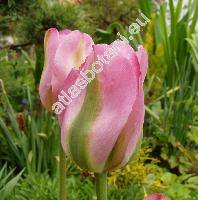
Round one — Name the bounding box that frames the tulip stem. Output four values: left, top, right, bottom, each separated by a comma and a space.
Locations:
95, 172, 108, 200
59, 143, 67, 200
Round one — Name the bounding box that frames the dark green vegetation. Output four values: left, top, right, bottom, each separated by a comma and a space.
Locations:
0, 0, 197, 199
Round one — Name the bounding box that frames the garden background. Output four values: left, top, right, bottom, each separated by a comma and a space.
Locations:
0, 0, 197, 199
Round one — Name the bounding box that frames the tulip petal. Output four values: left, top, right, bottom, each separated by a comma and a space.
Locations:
60, 87, 87, 156
136, 45, 148, 83
67, 77, 100, 169
54, 30, 94, 81
103, 71, 143, 171
39, 28, 59, 110
114, 49, 148, 169
104, 46, 148, 170
144, 193, 170, 200
110, 88, 145, 170
60, 52, 96, 169
57, 69, 81, 125
87, 43, 138, 172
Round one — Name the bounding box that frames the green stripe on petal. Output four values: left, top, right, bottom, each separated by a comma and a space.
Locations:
104, 131, 143, 172
128, 132, 143, 163
104, 129, 129, 171
68, 75, 101, 170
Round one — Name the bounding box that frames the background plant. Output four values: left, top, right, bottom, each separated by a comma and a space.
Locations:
0, 164, 23, 200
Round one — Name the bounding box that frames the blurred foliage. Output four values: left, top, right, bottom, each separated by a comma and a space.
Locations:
109, 141, 198, 199
0, 80, 59, 174
82, 0, 138, 30
143, 14, 165, 101
94, 22, 125, 44
16, 1, 85, 44
0, 49, 34, 108
0, 164, 23, 200
11, 173, 58, 200
138, 0, 152, 18
0, 0, 90, 42
159, 134, 198, 174
187, 34, 198, 72
155, 0, 197, 142
160, 173, 198, 200
143, 2, 198, 185
109, 184, 144, 200
109, 147, 163, 192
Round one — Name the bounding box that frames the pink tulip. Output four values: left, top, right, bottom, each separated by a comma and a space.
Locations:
39, 28, 148, 173
39, 28, 94, 110
144, 193, 170, 200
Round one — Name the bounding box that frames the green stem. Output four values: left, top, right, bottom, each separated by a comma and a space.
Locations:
95, 172, 108, 200
59, 143, 67, 200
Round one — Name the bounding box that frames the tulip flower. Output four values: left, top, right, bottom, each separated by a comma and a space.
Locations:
39, 28, 148, 200
59, 40, 148, 200
144, 193, 170, 200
